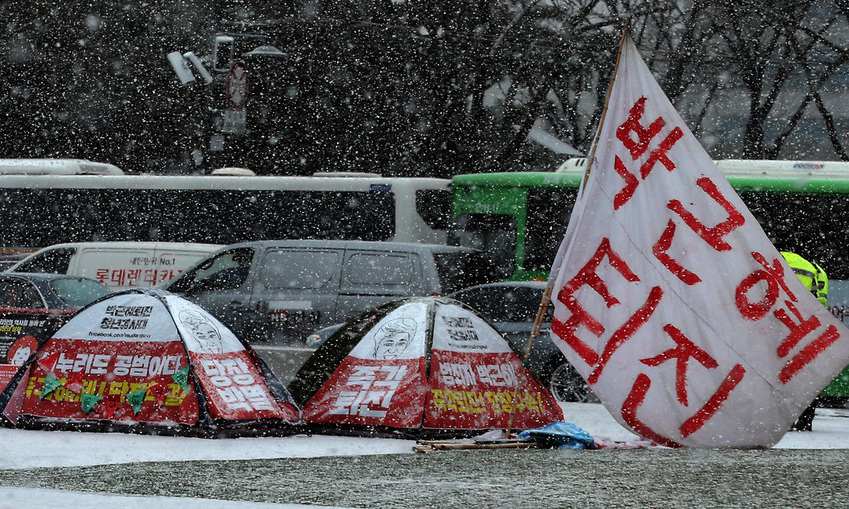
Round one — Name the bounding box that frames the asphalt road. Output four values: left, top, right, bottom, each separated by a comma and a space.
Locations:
1, 447, 847, 508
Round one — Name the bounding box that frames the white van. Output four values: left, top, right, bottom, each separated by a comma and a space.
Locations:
9, 242, 221, 290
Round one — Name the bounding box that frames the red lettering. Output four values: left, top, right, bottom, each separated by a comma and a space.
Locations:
775, 300, 820, 358
616, 97, 663, 160
613, 98, 685, 210
779, 325, 841, 384
613, 156, 639, 210
652, 220, 701, 285
641, 324, 718, 406
735, 268, 779, 320
587, 286, 664, 385
752, 252, 797, 301
552, 238, 640, 366
623, 365, 746, 442
550, 298, 602, 366
620, 373, 681, 448
639, 127, 684, 178
735, 252, 796, 321
667, 177, 745, 251
559, 238, 639, 303
679, 364, 746, 437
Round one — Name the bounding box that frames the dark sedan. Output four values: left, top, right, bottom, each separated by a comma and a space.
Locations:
0, 273, 108, 364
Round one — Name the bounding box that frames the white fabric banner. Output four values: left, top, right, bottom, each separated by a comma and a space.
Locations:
549, 35, 849, 447
53, 292, 177, 342
432, 303, 513, 354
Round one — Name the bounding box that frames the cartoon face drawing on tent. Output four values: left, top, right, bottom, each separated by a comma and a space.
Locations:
178, 309, 225, 354
10, 345, 31, 366
372, 318, 417, 360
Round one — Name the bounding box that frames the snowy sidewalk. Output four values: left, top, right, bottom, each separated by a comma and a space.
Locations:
0, 487, 342, 509
1, 403, 848, 470
0, 430, 413, 470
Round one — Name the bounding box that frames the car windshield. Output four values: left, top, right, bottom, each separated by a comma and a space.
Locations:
50, 278, 108, 307
433, 251, 503, 295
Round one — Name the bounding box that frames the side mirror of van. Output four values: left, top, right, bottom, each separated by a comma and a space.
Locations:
212, 35, 235, 73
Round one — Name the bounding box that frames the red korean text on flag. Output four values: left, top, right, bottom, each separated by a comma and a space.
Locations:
548, 35, 849, 447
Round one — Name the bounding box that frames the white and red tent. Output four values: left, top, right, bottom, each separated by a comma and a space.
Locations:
547, 34, 849, 447
289, 297, 563, 437
0, 289, 301, 437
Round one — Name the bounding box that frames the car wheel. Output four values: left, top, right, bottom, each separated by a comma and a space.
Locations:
549, 362, 598, 403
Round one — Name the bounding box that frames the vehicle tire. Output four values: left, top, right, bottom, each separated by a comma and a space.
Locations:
549, 362, 598, 403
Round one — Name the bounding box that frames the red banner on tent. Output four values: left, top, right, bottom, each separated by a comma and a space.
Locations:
0, 364, 17, 392
20, 339, 199, 425
190, 351, 297, 421
303, 356, 426, 428
423, 350, 562, 430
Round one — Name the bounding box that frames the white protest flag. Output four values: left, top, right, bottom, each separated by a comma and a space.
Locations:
548, 34, 849, 447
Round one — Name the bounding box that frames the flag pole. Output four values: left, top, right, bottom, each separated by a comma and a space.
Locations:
581, 23, 630, 191
506, 25, 630, 438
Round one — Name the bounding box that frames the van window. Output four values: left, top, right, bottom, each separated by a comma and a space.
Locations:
169, 248, 253, 293
260, 249, 341, 289
14, 248, 75, 274
341, 252, 417, 290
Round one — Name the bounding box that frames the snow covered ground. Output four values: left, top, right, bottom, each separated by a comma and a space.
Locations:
1, 403, 848, 472
0, 430, 413, 470
0, 403, 847, 508
0, 487, 335, 509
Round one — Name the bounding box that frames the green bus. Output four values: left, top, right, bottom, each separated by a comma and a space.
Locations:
450, 157, 849, 399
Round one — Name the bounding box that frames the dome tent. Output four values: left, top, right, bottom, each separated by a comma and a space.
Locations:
0, 289, 300, 437
289, 296, 563, 438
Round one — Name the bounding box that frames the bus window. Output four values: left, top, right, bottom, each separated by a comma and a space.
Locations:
525, 188, 577, 273
452, 214, 516, 276
0, 175, 443, 249
416, 189, 452, 230
0, 187, 395, 247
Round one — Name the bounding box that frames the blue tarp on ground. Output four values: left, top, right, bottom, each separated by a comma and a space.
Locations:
518, 421, 596, 449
